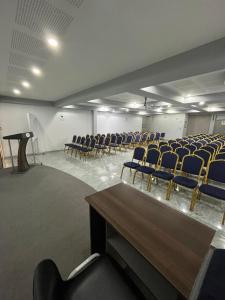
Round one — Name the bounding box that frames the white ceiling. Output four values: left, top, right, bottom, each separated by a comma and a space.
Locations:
1, 0, 225, 101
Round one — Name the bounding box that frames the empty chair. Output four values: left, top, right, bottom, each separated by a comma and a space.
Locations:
133, 149, 160, 186
175, 147, 190, 167
192, 142, 202, 149
33, 255, 142, 300
179, 140, 188, 147
148, 143, 158, 150
150, 152, 179, 199
169, 155, 204, 210
201, 145, 215, 158
141, 133, 148, 144
95, 135, 106, 156
160, 132, 165, 139
109, 135, 118, 153
122, 135, 133, 149
215, 152, 225, 160
198, 160, 225, 224
154, 132, 161, 142
71, 136, 85, 156
79, 137, 92, 158
148, 133, 155, 142
168, 140, 175, 145
194, 149, 211, 170
184, 144, 197, 154
131, 134, 141, 146
64, 135, 76, 152
159, 145, 172, 154
159, 141, 167, 148
170, 142, 182, 151
121, 147, 145, 179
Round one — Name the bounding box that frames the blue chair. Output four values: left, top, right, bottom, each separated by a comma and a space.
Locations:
64, 135, 76, 152
168, 140, 176, 145
198, 160, 225, 224
95, 136, 107, 156
159, 145, 172, 154
148, 143, 158, 150
148, 133, 155, 142
150, 152, 179, 199
179, 140, 188, 147
192, 142, 203, 149
131, 134, 141, 146
71, 136, 85, 156
175, 147, 190, 169
120, 147, 145, 179
169, 155, 204, 210
122, 135, 133, 149
154, 132, 160, 142
160, 132, 165, 139
159, 141, 167, 148
201, 145, 215, 158
184, 144, 197, 154
133, 149, 160, 186
219, 147, 225, 153
216, 152, 225, 160
194, 149, 211, 169
171, 142, 182, 151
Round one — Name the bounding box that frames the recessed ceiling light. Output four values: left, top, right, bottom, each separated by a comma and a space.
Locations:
166, 109, 177, 114
98, 106, 110, 112
88, 99, 101, 103
199, 101, 205, 106
31, 66, 42, 76
121, 107, 130, 112
188, 109, 200, 113
129, 102, 141, 109
191, 105, 197, 107
21, 81, 30, 88
138, 111, 147, 115
156, 107, 162, 112
47, 37, 59, 48
13, 88, 21, 95
63, 105, 76, 109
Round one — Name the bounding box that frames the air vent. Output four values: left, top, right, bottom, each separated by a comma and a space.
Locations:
15, 0, 74, 35
11, 30, 50, 59
65, 0, 84, 8
9, 52, 45, 69
7, 65, 32, 78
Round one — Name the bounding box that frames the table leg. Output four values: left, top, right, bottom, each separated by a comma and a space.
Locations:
89, 206, 106, 254
8, 140, 14, 169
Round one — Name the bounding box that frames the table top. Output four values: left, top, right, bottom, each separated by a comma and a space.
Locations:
85, 183, 215, 299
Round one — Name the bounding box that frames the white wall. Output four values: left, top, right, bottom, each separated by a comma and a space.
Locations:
143, 113, 187, 139
0, 103, 92, 156
97, 112, 142, 134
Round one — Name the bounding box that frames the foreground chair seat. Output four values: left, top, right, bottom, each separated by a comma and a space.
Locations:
136, 165, 155, 174
33, 255, 142, 300
173, 176, 198, 189
124, 161, 140, 168
121, 147, 145, 179
152, 170, 174, 181
199, 184, 225, 201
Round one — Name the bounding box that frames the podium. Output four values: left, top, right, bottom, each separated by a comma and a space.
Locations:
3, 132, 34, 172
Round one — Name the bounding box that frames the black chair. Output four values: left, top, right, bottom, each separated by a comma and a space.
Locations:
151, 151, 178, 199
170, 142, 182, 151
159, 145, 172, 154
33, 255, 142, 300
148, 143, 158, 150
133, 149, 160, 187
184, 144, 197, 154
64, 135, 77, 152
95, 136, 106, 156
122, 135, 132, 149
169, 155, 204, 210
179, 140, 188, 147
198, 160, 225, 225
158, 141, 167, 148
192, 142, 203, 149
121, 147, 145, 179
201, 145, 215, 158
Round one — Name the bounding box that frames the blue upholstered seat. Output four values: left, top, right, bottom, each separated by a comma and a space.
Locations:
173, 176, 198, 189
199, 184, 225, 201
124, 162, 140, 169
136, 165, 155, 174
152, 170, 174, 180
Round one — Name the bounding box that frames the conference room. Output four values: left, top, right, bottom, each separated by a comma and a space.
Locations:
0, 1, 225, 299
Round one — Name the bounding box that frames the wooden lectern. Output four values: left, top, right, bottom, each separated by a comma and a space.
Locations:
3, 132, 34, 172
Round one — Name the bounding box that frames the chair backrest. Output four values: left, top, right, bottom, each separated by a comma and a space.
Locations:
135, 134, 141, 143
159, 141, 167, 148
98, 135, 105, 145
184, 144, 197, 154
179, 140, 188, 147
149, 133, 155, 141
148, 144, 158, 150
160, 145, 172, 153
126, 135, 133, 143
181, 155, 204, 176
121, 134, 126, 142
155, 132, 160, 140
192, 142, 202, 149
133, 147, 145, 161
160, 151, 178, 170
80, 136, 86, 145
116, 136, 122, 145
175, 147, 190, 162
209, 143, 218, 151
160, 132, 165, 138
104, 137, 111, 146
207, 160, 225, 183
219, 147, 225, 153
146, 149, 160, 165
110, 135, 117, 144
90, 138, 96, 148
142, 134, 148, 142
194, 149, 211, 167
86, 134, 90, 139
171, 142, 181, 151
76, 136, 81, 144
84, 137, 91, 147
168, 140, 175, 145
201, 145, 215, 157
215, 152, 225, 160
72, 135, 77, 143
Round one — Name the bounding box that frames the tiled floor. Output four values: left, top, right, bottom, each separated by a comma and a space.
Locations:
30, 149, 225, 235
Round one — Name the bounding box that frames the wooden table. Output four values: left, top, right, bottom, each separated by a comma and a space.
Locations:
85, 183, 215, 299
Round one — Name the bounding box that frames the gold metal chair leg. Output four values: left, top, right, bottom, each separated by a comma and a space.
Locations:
147, 175, 152, 191
166, 181, 172, 200
133, 171, 138, 184
120, 166, 125, 179
190, 189, 197, 211
222, 212, 225, 225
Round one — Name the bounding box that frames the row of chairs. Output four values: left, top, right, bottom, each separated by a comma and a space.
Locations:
121, 144, 225, 224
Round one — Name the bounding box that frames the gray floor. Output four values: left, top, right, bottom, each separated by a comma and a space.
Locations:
0, 165, 95, 300
37, 149, 225, 234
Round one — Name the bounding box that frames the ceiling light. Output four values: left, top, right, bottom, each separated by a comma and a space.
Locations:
206, 106, 221, 112
88, 99, 101, 103
156, 107, 162, 112
188, 110, 200, 113
138, 111, 147, 115
191, 105, 197, 107
13, 88, 21, 95
199, 101, 205, 106
121, 107, 130, 112
21, 81, 30, 88
31, 66, 42, 76
63, 105, 76, 109
47, 37, 59, 48
129, 102, 141, 109
167, 103, 172, 107
166, 109, 177, 114
98, 106, 110, 112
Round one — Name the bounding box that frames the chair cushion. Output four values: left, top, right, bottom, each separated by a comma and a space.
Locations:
152, 170, 174, 181
123, 162, 140, 169
65, 143, 73, 147
136, 166, 155, 174
33, 256, 141, 300
173, 176, 198, 189
110, 143, 117, 147
199, 184, 225, 201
